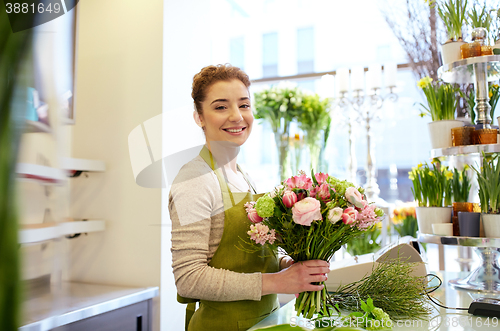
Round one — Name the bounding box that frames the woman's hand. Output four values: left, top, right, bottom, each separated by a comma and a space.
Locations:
262, 259, 330, 296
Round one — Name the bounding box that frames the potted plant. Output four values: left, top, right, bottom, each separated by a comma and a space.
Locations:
461, 84, 499, 144
418, 77, 464, 149
409, 162, 453, 234
451, 166, 472, 211
254, 83, 304, 181
296, 93, 332, 172
437, 0, 468, 64
472, 153, 500, 238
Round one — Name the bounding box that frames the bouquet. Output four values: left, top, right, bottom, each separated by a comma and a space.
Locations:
242, 170, 384, 318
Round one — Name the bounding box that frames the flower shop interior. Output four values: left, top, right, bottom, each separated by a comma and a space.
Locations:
4, 0, 500, 330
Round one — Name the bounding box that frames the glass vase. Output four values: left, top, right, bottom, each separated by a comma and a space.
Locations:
274, 120, 291, 182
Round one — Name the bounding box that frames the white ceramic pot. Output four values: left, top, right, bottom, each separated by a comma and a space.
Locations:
416, 206, 452, 235
482, 214, 500, 238
428, 120, 464, 149
441, 41, 465, 65
497, 115, 500, 128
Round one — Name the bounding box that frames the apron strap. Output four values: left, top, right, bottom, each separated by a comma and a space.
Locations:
185, 302, 197, 331
237, 164, 257, 194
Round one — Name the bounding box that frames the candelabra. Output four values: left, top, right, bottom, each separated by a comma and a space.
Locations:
336, 65, 398, 201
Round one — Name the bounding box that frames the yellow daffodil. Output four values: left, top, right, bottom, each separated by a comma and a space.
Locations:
417, 76, 433, 89
490, 91, 493, 98
409, 174, 415, 181
417, 163, 423, 168
428, 172, 434, 177
445, 170, 453, 180
464, 164, 470, 171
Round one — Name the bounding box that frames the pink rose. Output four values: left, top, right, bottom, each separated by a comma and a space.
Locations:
342, 207, 358, 225
292, 197, 322, 226
282, 190, 298, 208
316, 183, 331, 201
285, 174, 313, 190
247, 209, 263, 223
345, 187, 365, 209
314, 172, 329, 185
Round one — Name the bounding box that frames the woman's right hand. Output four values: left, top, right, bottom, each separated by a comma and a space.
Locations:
261, 259, 330, 296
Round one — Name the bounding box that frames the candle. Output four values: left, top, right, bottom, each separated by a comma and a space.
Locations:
384, 62, 397, 88
319, 74, 335, 98
351, 66, 365, 91
368, 64, 382, 90
336, 67, 349, 94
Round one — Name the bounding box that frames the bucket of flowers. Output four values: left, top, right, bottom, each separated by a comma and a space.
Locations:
241, 170, 384, 318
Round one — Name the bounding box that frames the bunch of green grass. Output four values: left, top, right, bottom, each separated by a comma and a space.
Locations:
419, 81, 459, 121
471, 153, 500, 213
451, 167, 472, 203
437, 0, 468, 41
468, 5, 492, 31
409, 163, 451, 207
328, 260, 434, 320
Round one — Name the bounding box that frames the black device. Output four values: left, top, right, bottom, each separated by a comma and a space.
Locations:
468, 298, 500, 317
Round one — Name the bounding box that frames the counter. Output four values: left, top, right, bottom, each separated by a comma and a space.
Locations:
250, 271, 500, 330
20, 282, 159, 331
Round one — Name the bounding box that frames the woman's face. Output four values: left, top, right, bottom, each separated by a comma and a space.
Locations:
198, 79, 253, 146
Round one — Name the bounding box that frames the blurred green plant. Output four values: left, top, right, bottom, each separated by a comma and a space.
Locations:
345, 224, 381, 256
451, 166, 472, 203
1, 3, 36, 330
472, 153, 500, 213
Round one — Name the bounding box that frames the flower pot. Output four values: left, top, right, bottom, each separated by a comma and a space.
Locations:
458, 212, 481, 237
432, 223, 453, 236
475, 128, 498, 145
451, 127, 474, 146
416, 206, 452, 235
482, 214, 500, 238
441, 40, 465, 65
428, 120, 464, 149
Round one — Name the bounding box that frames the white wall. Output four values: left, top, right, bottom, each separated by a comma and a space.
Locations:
161, 0, 213, 329
68, 1, 163, 330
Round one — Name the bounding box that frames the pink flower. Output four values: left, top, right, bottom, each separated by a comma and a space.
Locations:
285, 174, 313, 190
345, 187, 364, 209
314, 172, 329, 185
244, 201, 257, 213
282, 190, 298, 208
247, 223, 276, 245
247, 209, 263, 223
296, 191, 307, 201
292, 197, 322, 226
355, 204, 380, 230
316, 183, 331, 201
342, 207, 358, 225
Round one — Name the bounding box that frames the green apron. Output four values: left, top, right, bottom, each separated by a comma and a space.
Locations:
177, 146, 279, 331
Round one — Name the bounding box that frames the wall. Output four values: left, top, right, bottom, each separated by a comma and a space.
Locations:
68, 0, 163, 330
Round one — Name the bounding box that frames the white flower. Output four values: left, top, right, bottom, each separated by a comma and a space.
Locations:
327, 207, 343, 224
279, 104, 287, 112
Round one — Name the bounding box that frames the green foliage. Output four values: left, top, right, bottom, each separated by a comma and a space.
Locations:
345, 225, 381, 256
393, 216, 418, 238
330, 260, 434, 320
437, 0, 468, 40
471, 153, 500, 213
408, 162, 454, 207
468, 5, 492, 30
417, 77, 459, 121
1, 2, 36, 329
451, 167, 472, 203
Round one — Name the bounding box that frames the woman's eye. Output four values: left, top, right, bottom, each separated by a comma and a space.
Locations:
240, 104, 250, 109
215, 105, 226, 110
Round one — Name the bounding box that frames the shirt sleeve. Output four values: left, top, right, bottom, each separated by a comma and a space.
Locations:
170, 158, 263, 301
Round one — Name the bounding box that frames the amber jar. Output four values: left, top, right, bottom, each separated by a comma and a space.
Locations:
452, 215, 460, 236
451, 126, 474, 146
482, 45, 493, 56
475, 128, 498, 144
461, 28, 489, 59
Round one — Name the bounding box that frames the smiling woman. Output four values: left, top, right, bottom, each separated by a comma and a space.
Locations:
169, 64, 329, 331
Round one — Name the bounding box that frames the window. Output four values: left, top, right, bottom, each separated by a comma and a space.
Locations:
262, 32, 278, 78
230, 36, 245, 70
297, 27, 314, 74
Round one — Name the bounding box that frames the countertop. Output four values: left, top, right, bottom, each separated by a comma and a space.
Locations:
249, 271, 500, 330
20, 282, 159, 331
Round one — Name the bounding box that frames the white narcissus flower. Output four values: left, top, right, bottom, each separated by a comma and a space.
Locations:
327, 207, 343, 224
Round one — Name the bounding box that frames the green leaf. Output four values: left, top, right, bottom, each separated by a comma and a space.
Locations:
367, 297, 374, 311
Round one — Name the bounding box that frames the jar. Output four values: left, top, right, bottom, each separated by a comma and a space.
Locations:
461, 28, 489, 59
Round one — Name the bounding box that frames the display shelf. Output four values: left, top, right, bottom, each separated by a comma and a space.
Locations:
60, 157, 106, 173
430, 143, 500, 158
438, 55, 500, 84
19, 220, 106, 244
16, 163, 66, 185
418, 232, 500, 293
24, 120, 51, 133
